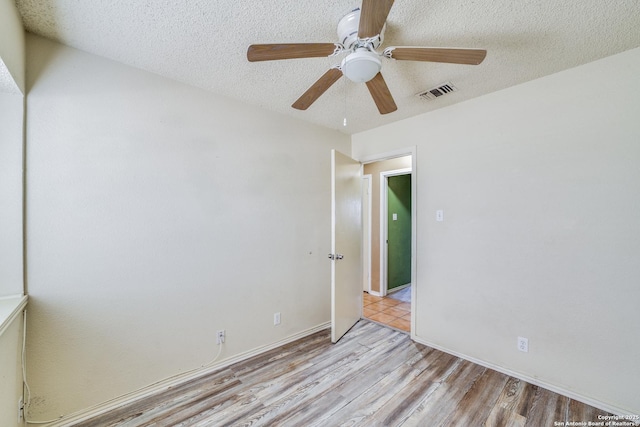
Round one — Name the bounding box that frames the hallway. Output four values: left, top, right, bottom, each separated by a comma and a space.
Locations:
362, 286, 411, 332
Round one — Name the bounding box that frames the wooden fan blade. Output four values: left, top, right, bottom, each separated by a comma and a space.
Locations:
358, 0, 395, 38
385, 47, 487, 65
365, 72, 397, 115
247, 43, 337, 62
292, 68, 343, 110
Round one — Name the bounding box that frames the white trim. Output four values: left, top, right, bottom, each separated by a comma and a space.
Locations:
358, 147, 415, 165
46, 322, 331, 427
411, 335, 635, 418
380, 168, 412, 296
362, 174, 372, 294
354, 146, 417, 337
367, 289, 383, 297
0, 294, 28, 337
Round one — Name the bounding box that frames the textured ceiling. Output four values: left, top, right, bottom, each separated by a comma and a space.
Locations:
14, 0, 640, 134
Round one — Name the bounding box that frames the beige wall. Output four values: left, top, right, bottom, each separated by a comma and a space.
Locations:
24, 34, 350, 419
353, 47, 640, 414
0, 4, 25, 424
0, 0, 25, 297
0, 310, 24, 427
0, 0, 25, 93
363, 156, 411, 294
0, 92, 24, 298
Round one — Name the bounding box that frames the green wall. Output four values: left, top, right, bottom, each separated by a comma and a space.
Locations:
387, 174, 411, 290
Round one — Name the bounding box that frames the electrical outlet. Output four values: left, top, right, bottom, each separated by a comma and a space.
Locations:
18, 397, 24, 422
274, 312, 281, 325
518, 336, 529, 353
216, 330, 225, 345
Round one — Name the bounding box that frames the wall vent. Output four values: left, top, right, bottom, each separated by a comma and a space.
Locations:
417, 82, 457, 101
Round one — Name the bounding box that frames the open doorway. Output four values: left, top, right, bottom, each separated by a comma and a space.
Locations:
361, 155, 413, 333
383, 170, 412, 295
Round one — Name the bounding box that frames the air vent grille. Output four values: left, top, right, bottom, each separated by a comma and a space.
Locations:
417, 82, 457, 101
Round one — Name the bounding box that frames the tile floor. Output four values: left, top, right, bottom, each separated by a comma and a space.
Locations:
363, 286, 411, 332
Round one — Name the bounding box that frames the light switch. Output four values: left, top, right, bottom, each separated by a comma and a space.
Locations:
436, 210, 444, 222
392, 213, 398, 221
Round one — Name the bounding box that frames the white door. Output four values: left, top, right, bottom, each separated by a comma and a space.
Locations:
362, 175, 372, 292
330, 149, 362, 343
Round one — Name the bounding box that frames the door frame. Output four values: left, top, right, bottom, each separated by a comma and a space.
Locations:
357, 146, 417, 338
380, 168, 412, 296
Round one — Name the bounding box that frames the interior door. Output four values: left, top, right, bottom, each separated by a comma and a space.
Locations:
362, 175, 372, 293
330, 149, 362, 343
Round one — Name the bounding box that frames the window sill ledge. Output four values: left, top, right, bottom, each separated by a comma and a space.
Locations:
0, 294, 28, 337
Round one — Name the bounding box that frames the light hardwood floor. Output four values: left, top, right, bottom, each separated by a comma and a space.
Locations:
74, 320, 609, 427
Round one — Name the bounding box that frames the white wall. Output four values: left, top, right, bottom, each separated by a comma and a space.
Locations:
0, 95, 23, 427
352, 48, 640, 414
0, 92, 24, 297
0, 311, 24, 427
25, 34, 350, 419
0, 0, 25, 93
0, 4, 26, 424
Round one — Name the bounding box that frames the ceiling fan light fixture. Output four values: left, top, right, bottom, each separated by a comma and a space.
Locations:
341, 49, 382, 83
247, 1, 486, 115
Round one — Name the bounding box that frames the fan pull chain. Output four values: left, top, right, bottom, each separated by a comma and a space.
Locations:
343, 60, 348, 127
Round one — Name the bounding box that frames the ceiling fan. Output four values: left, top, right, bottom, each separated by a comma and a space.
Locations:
247, 0, 487, 115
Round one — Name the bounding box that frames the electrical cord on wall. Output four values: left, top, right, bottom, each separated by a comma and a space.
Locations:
22, 309, 63, 424
21, 309, 225, 425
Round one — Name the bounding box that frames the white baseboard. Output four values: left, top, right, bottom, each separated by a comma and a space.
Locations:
46, 322, 331, 427
411, 335, 636, 418
41, 323, 635, 425
367, 290, 383, 297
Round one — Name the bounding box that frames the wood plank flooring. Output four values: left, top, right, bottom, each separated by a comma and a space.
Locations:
74, 320, 610, 427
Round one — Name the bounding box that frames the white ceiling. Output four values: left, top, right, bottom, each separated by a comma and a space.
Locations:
13, 0, 640, 134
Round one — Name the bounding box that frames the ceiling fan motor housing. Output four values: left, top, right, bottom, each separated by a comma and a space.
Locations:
337, 8, 384, 50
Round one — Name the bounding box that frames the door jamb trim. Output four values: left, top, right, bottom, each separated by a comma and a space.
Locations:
355, 146, 417, 339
